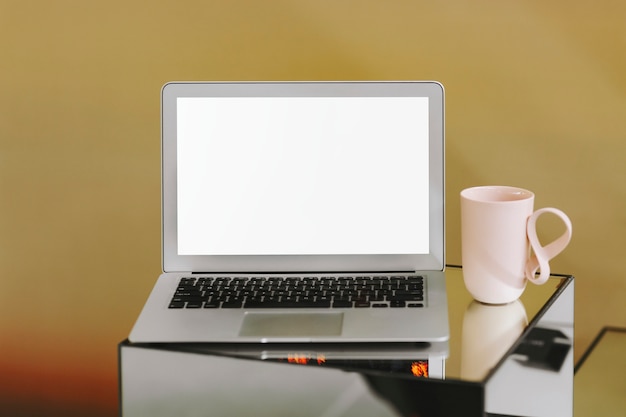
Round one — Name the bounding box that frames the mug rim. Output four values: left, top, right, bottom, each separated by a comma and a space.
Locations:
461, 185, 534, 203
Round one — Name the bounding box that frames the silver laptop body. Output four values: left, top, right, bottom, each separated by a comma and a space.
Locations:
129, 81, 448, 343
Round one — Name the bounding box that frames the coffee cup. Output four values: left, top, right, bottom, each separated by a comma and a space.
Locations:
460, 186, 572, 304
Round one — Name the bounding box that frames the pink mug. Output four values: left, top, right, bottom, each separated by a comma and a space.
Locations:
461, 186, 572, 304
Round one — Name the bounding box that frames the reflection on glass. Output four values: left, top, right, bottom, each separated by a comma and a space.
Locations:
173, 342, 448, 379
461, 300, 528, 380
513, 327, 571, 372
485, 278, 574, 417
270, 356, 433, 378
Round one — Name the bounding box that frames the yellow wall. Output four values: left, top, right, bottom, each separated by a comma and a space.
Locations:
1, 0, 625, 414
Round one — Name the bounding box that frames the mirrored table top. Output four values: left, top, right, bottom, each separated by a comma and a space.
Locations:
119, 266, 574, 417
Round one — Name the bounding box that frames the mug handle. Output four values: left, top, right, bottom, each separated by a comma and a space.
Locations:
525, 208, 573, 285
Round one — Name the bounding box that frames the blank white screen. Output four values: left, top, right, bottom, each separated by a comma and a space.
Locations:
177, 96, 429, 255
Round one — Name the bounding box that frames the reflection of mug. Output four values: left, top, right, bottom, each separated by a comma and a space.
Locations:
461, 300, 528, 380
461, 186, 572, 304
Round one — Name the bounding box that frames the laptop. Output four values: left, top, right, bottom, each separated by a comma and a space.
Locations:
128, 81, 448, 343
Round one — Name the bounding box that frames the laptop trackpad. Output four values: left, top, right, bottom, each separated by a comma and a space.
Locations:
239, 312, 344, 337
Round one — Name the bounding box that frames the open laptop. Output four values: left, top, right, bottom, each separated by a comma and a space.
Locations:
129, 81, 448, 343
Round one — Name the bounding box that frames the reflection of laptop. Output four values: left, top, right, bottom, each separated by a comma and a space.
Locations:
120, 341, 451, 417
119, 341, 454, 417
129, 81, 448, 343
154, 341, 449, 379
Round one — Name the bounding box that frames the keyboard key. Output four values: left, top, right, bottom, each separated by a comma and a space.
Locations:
203, 301, 220, 308
333, 300, 353, 308
169, 301, 186, 308
222, 300, 243, 308
390, 291, 424, 301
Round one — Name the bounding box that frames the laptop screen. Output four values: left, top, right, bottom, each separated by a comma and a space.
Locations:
161, 82, 444, 272
176, 96, 429, 256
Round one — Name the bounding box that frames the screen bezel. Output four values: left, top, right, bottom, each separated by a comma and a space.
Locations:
161, 81, 444, 273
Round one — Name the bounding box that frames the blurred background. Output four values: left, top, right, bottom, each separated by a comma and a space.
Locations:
1, 1, 625, 415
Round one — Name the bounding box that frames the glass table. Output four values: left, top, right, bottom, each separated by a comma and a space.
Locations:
118, 266, 574, 416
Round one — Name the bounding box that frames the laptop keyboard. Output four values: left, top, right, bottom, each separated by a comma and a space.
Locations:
168, 275, 425, 309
